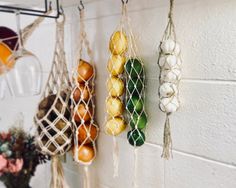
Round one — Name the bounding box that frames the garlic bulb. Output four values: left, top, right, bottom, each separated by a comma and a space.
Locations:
161, 39, 181, 55
159, 96, 180, 113
158, 55, 166, 67
159, 55, 182, 69
159, 83, 178, 98
161, 68, 181, 83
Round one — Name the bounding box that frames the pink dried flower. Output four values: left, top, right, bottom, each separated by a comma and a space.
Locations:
0, 155, 8, 175
0, 132, 11, 141
7, 158, 24, 174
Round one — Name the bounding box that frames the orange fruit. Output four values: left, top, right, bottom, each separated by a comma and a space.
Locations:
77, 59, 94, 83
74, 104, 93, 123
73, 85, 91, 102
73, 145, 95, 163
0, 43, 14, 74
78, 124, 98, 144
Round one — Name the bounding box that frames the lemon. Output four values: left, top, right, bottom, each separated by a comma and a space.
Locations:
107, 55, 126, 76
109, 31, 128, 55
107, 76, 124, 97
106, 97, 124, 117
105, 117, 126, 136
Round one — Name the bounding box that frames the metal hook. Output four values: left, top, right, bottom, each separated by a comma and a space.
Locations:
59, 5, 64, 14
121, 0, 128, 4
49, 1, 52, 11
78, 0, 84, 11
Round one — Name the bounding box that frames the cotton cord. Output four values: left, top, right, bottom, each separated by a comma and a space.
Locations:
83, 166, 90, 188
158, 0, 181, 159
34, 14, 72, 188
161, 114, 173, 159
50, 156, 69, 188
22, 11, 52, 44
113, 136, 119, 178
133, 148, 138, 188
71, 12, 98, 188
122, 3, 147, 188
105, 2, 129, 179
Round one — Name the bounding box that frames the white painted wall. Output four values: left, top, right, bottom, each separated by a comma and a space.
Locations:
0, 0, 236, 188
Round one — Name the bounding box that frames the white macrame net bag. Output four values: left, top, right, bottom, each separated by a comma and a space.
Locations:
34, 14, 72, 188
157, 0, 182, 159
105, 1, 132, 178
71, 6, 99, 188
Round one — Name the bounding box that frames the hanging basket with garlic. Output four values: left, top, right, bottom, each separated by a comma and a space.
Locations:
157, 0, 182, 159
34, 14, 72, 188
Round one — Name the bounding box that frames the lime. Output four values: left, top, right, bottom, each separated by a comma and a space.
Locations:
127, 129, 145, 147
127, 78, 144, 94
125, 58, 143, 78
130, 112, 147, 130
126, 96, 143, 113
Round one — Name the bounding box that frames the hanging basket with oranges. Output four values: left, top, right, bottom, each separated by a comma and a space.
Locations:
34, 14, 72, 188
157, 0, 182, 160
71, 6, 99, 167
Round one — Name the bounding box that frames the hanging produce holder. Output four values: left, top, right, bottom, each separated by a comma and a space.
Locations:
119, 1, 148, 187
71, 1, 99, 187
105, 0, 130, 178
157, 0, 182, 159
122, 4, 147, 149
34, 14, 72, 188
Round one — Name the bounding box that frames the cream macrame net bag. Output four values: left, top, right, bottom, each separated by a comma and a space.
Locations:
157, 0, 182, 159
105, 1, 131, 178
71, 7, 99, 188
120, 2, 148, 188
34, 14, 72, 188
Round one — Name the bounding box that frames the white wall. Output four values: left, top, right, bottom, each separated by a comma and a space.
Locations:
0, 0, 236, 188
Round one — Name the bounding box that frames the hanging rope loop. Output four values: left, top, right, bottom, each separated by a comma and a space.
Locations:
56, 13, 66, 24
59, 5, 64, 15
121, 0, 128, 4
78, 0, 85, 11
168, 0, 174, 20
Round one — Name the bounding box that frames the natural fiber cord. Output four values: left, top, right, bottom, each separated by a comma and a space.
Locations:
34, 14, 72, 187
157, 0, 182, 159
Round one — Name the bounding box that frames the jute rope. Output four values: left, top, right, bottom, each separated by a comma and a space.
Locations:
105, 2, 129, 178
22, 11, 52, 43
157, 0, 182, 159
123, 3, 148, 188
71, 7, 98, 188
34, 14, 72, 188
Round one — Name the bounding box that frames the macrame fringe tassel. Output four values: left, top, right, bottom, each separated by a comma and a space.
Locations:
83, 166, 90, 188
161, 114, 173, 160
133, 148, 138, 188
50, 156, 69, 188
113, 136, 119, 178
